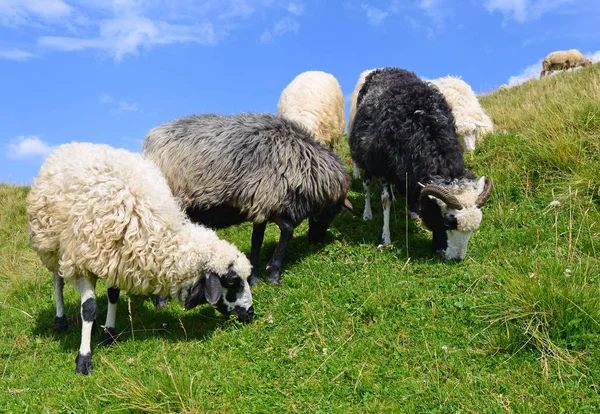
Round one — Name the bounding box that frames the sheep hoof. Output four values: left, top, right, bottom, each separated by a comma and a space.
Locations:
101, 327, 118, 346
248, 273, 259, 287
265, 271, 281, 286
154, 295, 169, 308
363, 211, 373, 221
75, 353, 93, 375
409, 211, 420, 221
352, 170, 361, 180
54, 316, 68, 333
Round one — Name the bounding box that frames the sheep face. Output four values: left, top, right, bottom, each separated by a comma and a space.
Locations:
583, 59, 593, 67
458, 131, 476, 153
308, 198, 351, 244
182, 266, 254, 322
419, 177, 492, 260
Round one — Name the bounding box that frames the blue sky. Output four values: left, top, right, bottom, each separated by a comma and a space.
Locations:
1, 0, 599, 183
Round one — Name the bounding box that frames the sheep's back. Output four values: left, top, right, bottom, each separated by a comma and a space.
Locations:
142, 113, 349, 224
27, 142, 186, 290
278, 71, 345, 146
350, 68, 465, 183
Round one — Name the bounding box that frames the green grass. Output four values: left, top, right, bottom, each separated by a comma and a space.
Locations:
2, 65, 600, 413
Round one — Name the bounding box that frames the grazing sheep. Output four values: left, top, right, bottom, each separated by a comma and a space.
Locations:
349, 68, 492, 260
348, 69, 376, 179
540, 49, 593, 77
277, 70, 345, 147
428, 76, 494, 153
142, 113, 353, 287
27, 143, 254, 375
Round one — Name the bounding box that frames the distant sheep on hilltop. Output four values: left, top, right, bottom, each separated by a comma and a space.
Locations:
540, 49, 592, 78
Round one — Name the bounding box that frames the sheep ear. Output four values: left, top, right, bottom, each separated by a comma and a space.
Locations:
184, 278, 206, 310
204, 273, 222, 305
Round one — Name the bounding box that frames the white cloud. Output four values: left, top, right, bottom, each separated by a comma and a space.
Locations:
287, 2, 304, 15
260, 16, 299, 43
419, 0, 445, 25
39, 15, 217, 61
587, 50, 600, 62
98, 93, 113, 104
7, 136, 53, 159
2, 1, 305, 60
99, 93, 139, 112
0, 48, 37, 61
117, 101, 138, 112
0, 0, 72, 26
361, 4, 389, 26
508, 60, 542, 86
484, 0, 574, 23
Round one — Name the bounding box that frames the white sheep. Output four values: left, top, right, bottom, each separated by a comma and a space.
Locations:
540, 49, 593, 77
27, 142, 254, 375
428, 76, 494, 153
348, 69, 377, 179
277, 70, 345, 148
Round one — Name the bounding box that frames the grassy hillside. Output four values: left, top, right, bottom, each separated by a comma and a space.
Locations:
1, 65, 599, 413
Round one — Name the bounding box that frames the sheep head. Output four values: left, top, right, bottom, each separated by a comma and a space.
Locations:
418, 177, 492, 260
182, 264, 254, 323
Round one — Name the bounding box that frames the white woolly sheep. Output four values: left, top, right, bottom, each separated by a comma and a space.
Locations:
27, 142, 254, 375
428, 76, 494, 153
540, 49, 593, 77
277, 70, 346, 148
348, 69, 377, 179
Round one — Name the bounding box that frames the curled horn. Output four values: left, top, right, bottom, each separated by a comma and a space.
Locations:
420, 185, 463, 210
475, 178, 493, 208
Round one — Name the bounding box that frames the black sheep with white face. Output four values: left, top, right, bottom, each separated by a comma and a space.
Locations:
349, 67, 492, 260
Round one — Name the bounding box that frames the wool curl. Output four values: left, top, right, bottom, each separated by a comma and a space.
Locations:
278, 71, 346, 147
27, 142, 251, 299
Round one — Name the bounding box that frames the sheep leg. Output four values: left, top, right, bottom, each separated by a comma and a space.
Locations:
265, 216, 294, 286
53, 272, 68, 332
352, 160, 361, 180
249, 222, 267, 287
101, 287, 120, 346
74, 277, 97, 375
378, 179, 392, 249
363, 172, 373, 221
154, 295, 169, 308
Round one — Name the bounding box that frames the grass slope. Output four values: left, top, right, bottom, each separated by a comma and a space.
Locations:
1, 65, 599, 413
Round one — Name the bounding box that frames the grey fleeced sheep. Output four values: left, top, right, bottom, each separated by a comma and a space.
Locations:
278, 70, 346, 148
27, 142, 254, 375
141, 113, 353, 287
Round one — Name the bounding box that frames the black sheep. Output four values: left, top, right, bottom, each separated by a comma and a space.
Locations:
349, 67, 492, 260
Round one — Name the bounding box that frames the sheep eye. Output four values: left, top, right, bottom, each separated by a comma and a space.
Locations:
443, 215, 458, 230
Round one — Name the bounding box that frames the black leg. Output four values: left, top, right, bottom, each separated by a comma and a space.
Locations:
102, 287, 120, 346
265, 216, 295, 286
249, 222, 267, 286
